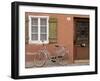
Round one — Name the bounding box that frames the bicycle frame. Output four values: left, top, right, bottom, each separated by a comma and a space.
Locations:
34, 40, 69, 67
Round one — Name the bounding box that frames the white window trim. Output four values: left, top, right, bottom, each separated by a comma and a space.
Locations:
29, 16, 49, 44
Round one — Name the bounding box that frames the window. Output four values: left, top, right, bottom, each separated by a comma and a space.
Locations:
29, 16, 49, 44
74, 18, 89, 46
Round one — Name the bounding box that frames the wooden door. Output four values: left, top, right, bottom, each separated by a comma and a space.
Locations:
74, 18, 89, 60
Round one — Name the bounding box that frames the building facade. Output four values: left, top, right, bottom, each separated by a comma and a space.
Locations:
25, 12, 89, 68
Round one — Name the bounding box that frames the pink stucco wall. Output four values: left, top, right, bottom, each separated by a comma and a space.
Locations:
25, 12, 89, 64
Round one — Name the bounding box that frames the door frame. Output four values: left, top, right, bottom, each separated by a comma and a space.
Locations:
73, 17, 90, 62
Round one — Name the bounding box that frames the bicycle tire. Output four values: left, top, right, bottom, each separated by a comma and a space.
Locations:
34, 50, 47, 67
56, 47, 69, 65
57, 54, 69, 65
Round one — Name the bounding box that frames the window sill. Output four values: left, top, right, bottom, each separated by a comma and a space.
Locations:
29, 40, 49, 44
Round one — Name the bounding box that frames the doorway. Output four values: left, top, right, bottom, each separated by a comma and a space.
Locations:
74, 17, 89, 63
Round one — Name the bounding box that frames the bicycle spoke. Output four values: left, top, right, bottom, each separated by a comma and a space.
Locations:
34, 51, 47, 67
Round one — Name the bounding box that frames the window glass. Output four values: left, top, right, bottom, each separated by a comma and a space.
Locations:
31, 34, 38, 40
40, 34, 47, 41
75, 18, 89, 46
40, 26, 47, 34
31, 18, 38, 25
31, 26, 38, 34
40, 18, 47, 25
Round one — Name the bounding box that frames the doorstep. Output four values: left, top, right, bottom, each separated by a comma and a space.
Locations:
74, 59, 89, 64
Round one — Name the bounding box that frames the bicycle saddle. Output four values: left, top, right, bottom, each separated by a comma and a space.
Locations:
55, 44, 60, 47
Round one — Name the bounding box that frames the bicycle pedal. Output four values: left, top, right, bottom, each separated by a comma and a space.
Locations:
58, 56, 63, 58
51, 60, 56, 62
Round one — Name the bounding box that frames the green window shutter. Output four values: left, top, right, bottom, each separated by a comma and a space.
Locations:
49, 18, 57, 43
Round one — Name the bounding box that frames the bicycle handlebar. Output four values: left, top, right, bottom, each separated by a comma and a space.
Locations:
41, 40, 45, 46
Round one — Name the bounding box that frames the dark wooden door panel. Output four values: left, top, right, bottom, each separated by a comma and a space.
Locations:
74, 46, 89, 60
74, 18, 89, 60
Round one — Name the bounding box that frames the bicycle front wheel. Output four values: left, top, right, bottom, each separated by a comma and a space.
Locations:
34, 51, 47, 67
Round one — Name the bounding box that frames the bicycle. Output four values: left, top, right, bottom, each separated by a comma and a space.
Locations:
33, 41, 69, 67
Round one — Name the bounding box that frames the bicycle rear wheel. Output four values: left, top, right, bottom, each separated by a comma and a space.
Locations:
34, 50, 47, 67
57, 54, 69, 65
56, 48, 69, 65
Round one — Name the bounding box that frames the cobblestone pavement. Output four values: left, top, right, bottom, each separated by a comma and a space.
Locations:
25, 59, 89, 68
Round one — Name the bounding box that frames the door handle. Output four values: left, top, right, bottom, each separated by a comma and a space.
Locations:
80, 43, 86, 47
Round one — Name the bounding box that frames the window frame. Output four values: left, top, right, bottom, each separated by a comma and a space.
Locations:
29, 16, 49, 44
